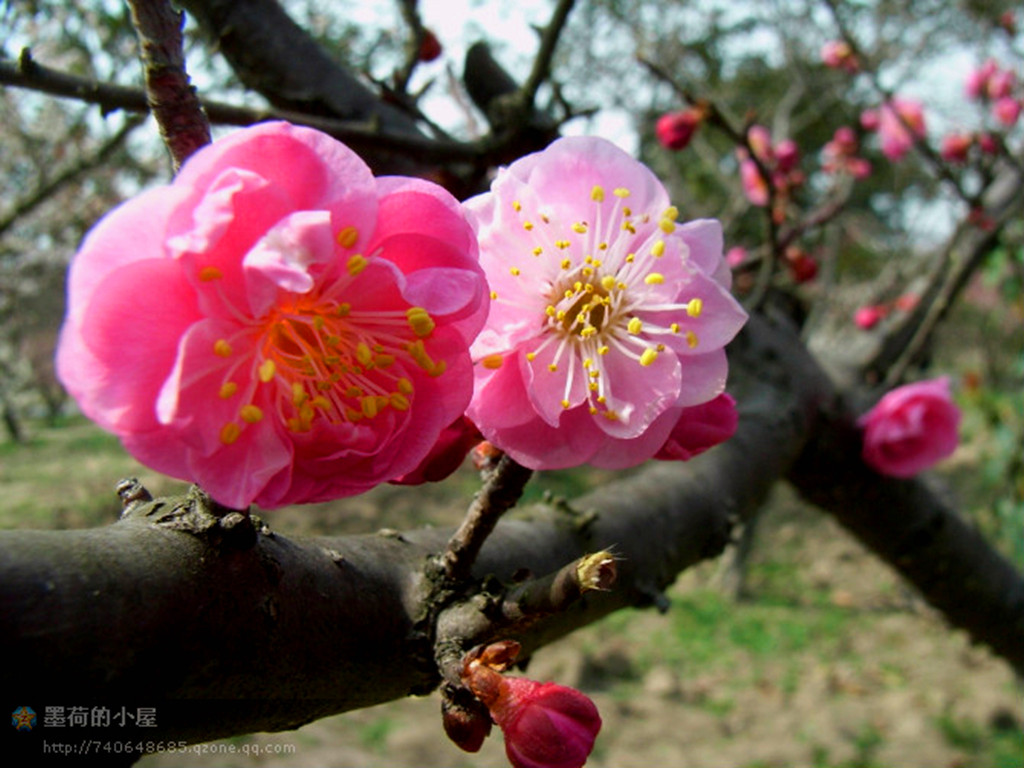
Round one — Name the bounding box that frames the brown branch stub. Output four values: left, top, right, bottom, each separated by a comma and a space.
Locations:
441, 454, 535, 582
126, 0, 211, 170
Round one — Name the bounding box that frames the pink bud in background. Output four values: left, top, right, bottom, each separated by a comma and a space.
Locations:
965, 60, 998, 100
992, 97, 1022, 127
726, 246, 748, 267
940, 132, 973, 163
860, 109, 880, 132
894, 293, 919, 312
858, 377, 961, 478
785, 247, 818, 283
853, 305, 887, 330
977, 132, 999, 155
987, 68, 1015, 100
656, 109, 703, 150
747, 125, 774, 162
740, 159, 770, 206
774, 139, 801, 174
654, 392, 738, 461
820, 40, 859, 72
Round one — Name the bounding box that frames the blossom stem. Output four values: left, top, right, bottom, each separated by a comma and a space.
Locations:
441, 454, 534, 582
126, 0, 211, 171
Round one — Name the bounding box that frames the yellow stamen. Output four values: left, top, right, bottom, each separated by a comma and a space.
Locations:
644, 273, 665, 285
218, 382, 238, 399
651, 240, 665, 257
240, 404, 264, 423
337, 226, 359, 249
219, 422, 241, 445
258, 359, 276, 383
213, 339, 233, 358
591, 185, 605, 202
482, 354, 504, 369
397, 377, 414, 395
199, 266, 223, 282
347, 254, 368, 276
628, 317, 643, 335
687, 298, 704, 317
389, 393, 410, 411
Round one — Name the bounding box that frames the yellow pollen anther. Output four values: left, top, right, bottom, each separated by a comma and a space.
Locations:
686, 330, 699, 348
598, 345, 610, 355
337, 226, 359, 249
213, 339, 233, 358
663, 206, 679, 221
670, 322, 681, 333
360, 396, 379, 419
627, 317, 643, 334
572, 222, 588, 234
622, 221, 636, 234
336, 302, 351, 316
687, 298, 704, 317
659, 218, 676, 233
548, 363, 558, 372
199, 266, 223, 282
580, 326, 597, 338
389, 393, 410, 411
406, 307, 436, 338
561, 398, 571, 409
591, 185, 605, 202
218, 382, 238, 399
513, 200, 522, 212
533, 247, 543, 256
560, 258, 572, 270
397, 378, 414, 395
310, 396, 330, 410
556, 240, 571, 249
651, 240, 666, 257
347, 254, 368, 276
526, 352, 537, 361
625, 253, 635, 263
603, 410, 619, 421
523, 221, 534, 231
258, 359, 276, 382
482, 354, 504, 369
219, 422, 241, 445
614, 187, 631, 198
376, 354, 395, 368
490, 290, 498, 300
583, 358, 593, 368
640, 349, 658, 367
600, 275, 617, 291
510, 267, 521, 276
240, 404, 264, 423
356, 343, 373, 366
589, 369, 600, 378
644, 273, 665, 285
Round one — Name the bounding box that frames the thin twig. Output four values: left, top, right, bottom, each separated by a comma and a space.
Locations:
441, 454, 534, 582
126, 0, 211, 170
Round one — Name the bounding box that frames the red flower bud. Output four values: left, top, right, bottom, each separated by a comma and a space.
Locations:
655, 109, 702, 150
419, 29, 443, 62
442, 690, 493, 753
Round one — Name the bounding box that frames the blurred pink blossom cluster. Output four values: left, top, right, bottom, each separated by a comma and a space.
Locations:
853, 293, 919, 330
861, 98, 927, 161
737, 125, 804, 219
821, 126, 872, 179
965, 59, 1021, 127
820, 40, 860, 73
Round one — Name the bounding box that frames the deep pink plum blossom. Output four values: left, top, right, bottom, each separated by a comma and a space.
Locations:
464, 136, 747, 470
860, 109, 881, 132
655, 109, 703, 150
57, 121, 488, 509
654, 392, 737, 461
822, 127, 872, 179
965, 60, 998, 100
725, 246, 748, 267
858, 377, 961, 478
877, 98, 926, 161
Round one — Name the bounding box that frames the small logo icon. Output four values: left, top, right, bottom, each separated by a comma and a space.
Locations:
12, 706, 37, 731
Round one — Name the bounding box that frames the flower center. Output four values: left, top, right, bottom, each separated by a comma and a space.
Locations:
497, 185, 705, 420
201, 232, 447, 445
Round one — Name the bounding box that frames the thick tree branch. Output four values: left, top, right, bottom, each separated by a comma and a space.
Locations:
4, 311, 1020, 747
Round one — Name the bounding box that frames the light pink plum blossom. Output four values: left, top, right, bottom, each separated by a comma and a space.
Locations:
740, 159, 770, 206
57, 121, 488, 509
820, 40, 859, 73
464, 136, 747, 470
877, 98, 926, 161
858, 377, 961, 478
